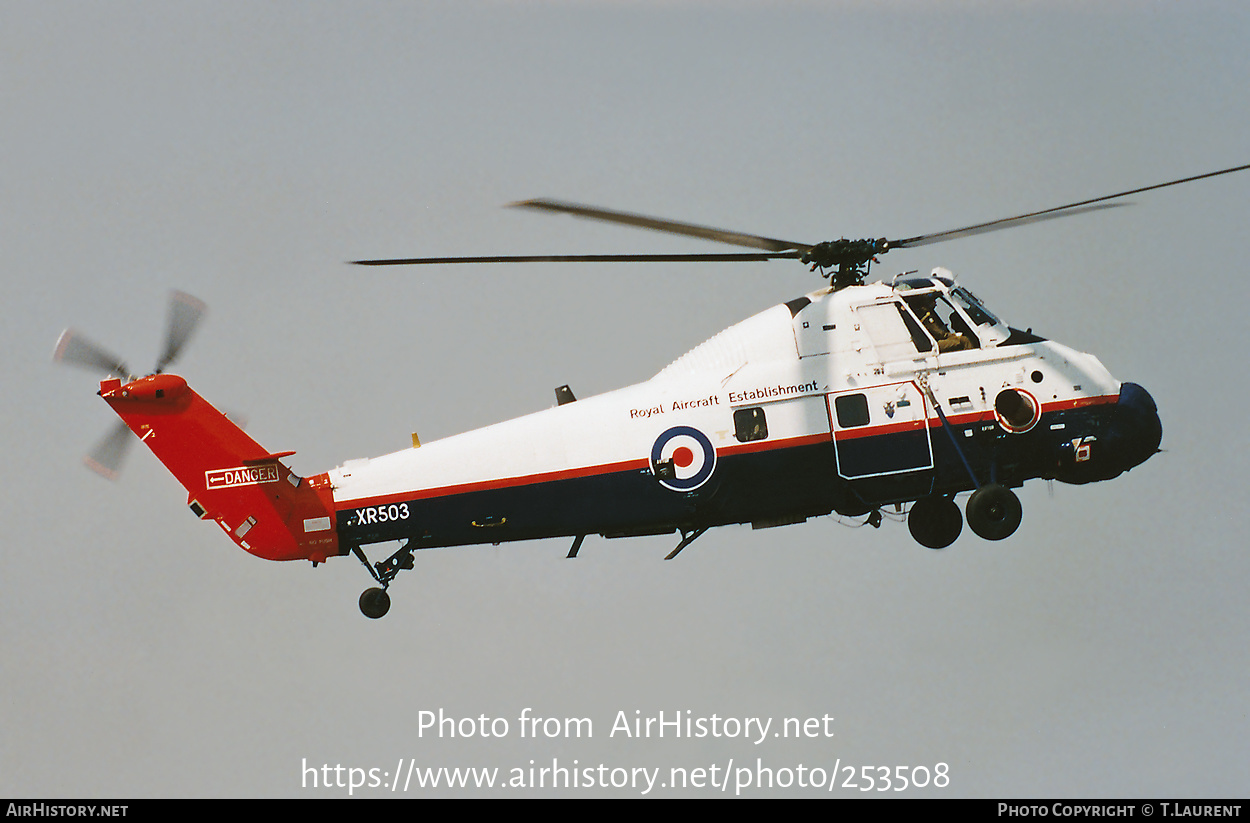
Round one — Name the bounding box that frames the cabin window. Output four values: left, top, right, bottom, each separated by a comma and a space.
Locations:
855, 302, 927, 361
834, 393, 870, 428
733, 407, 768, 442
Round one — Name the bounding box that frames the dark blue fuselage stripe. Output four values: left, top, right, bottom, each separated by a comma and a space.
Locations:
336, 403, 1127, 549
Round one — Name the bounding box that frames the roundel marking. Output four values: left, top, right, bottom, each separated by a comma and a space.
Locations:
651, 426, 717, 491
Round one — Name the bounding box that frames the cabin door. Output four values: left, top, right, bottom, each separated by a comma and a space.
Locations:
828, 382, 935, 499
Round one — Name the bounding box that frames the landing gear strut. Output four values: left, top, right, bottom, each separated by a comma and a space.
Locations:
351, 542, 415, 619
908, 496, 963, 549
915, 378, 1023, 545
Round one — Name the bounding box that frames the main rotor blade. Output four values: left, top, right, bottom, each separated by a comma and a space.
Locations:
354, 252, 799, 266
155, 290, 206, 373
510, 198, 811, 253
53, 329, 130, 378
892, 162, 1250, 250
84, 421, 134, 480
892, 203, 1126, 249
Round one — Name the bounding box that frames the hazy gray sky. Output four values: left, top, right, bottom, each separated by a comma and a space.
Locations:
3, 1, 1248, 797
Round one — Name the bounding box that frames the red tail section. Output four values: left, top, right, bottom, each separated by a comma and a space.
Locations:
100, 374, 340, 563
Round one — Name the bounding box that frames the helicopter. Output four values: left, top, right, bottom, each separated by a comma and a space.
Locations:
55, 164, 1249, 618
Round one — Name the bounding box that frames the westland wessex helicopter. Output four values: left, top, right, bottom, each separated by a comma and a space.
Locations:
55, 165, 1249, 617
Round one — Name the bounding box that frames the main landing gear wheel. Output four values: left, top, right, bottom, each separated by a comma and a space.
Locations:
908, 496, 963, 549
965, 483, 1023, 541
359, 587, 391, 619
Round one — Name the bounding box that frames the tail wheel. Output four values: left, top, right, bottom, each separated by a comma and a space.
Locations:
907, 496, 963, 549
359, 587, 391, 619
966, 483, 1023, 541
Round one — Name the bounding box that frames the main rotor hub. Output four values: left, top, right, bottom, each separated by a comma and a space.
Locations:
800, 238, 892, 288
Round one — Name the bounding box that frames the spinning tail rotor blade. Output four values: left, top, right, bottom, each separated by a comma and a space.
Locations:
53, 329, 130, 378
56, 290, 208, 478
155, 290, 207, 373
84, 420, 134, 480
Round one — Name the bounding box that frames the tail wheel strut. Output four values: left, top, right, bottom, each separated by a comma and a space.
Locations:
351, 543, 415, 618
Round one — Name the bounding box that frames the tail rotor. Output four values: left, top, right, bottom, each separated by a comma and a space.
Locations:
54, 290, 208, 479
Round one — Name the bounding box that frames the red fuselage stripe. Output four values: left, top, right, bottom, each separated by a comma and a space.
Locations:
333, 393, 1119, 512
834, 393, 1118, 440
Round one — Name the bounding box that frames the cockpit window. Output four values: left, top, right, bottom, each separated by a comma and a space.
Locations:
903, 293, 978, 352
950, 287, 999, 327
896, 302, 933, 352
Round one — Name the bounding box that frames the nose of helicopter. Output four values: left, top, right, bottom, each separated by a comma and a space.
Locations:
1105, 382, 1163, 471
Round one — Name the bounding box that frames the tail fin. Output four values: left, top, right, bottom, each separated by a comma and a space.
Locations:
99, 374, 340, 563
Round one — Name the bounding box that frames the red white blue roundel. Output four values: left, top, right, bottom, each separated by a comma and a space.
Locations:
651, 426, 717, 491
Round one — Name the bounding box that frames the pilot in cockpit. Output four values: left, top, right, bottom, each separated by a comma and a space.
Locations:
912, 294, 974, 352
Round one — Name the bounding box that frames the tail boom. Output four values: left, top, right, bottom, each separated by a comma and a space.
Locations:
99, 374, 340, 562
